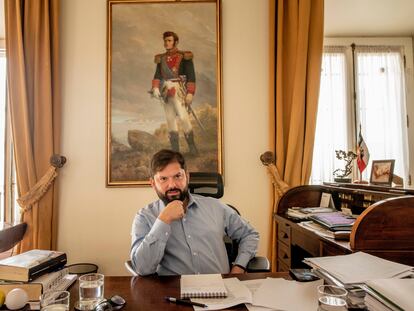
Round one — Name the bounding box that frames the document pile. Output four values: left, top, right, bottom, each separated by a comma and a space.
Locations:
304, 252, 413, 285
189, 277, 323, 311
363, 278, 414, 311
286, 207, 335, 220
304, 252, 413, 310
287, 192, 337, 221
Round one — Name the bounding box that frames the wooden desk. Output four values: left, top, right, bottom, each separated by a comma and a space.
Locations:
69, 273, 289, 310
275, 184, 414, 271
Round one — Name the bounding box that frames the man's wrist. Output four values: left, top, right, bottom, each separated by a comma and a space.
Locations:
158, 214, 171, 224
232, 264, 246, 271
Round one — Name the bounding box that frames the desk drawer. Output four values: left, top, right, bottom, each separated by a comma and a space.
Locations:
321, 241, 350, 257
277, 222, 291, 246
278, 259, 290, 272
277, 240, 291, 268
291, 229, 320, 257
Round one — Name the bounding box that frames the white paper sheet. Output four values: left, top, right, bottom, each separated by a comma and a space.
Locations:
252, 278, 323, 311
242, 280, 280, 311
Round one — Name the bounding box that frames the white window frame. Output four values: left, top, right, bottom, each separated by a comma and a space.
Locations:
0, 38, 18, 223
323, 37, 414, 184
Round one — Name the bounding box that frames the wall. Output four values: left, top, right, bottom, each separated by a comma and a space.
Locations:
59, 0, 271, 275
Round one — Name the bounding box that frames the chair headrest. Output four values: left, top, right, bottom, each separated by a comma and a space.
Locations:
188, 172, 223, 199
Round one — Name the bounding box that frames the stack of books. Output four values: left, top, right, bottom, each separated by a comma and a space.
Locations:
309, 211, 356, 231
0, 249, 76, 309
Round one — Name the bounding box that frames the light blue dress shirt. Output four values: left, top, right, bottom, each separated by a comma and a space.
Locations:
130, 193, 259, 276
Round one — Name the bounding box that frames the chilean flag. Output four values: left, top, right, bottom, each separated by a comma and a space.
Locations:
357, 131, 370, 173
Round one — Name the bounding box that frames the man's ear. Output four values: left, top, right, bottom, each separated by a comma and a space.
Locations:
150, 177, 155, 188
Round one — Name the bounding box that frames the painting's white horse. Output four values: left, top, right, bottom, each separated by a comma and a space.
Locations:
160, 80, 193, 134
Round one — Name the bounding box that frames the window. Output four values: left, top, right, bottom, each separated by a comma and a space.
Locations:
0, 49, 6, 220
311, 38, 414, 185
0, 46, 20, 223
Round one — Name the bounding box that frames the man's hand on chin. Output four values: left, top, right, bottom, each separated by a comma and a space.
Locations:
158, 200, 185, 224
230, 265, 246, 274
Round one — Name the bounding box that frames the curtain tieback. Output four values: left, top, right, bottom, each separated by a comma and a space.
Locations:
260, 151, 290, 197
18, 155, 67, 213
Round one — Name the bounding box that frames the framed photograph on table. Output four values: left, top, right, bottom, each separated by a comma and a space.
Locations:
106, 0, 223, 187
369, 160, 395, 186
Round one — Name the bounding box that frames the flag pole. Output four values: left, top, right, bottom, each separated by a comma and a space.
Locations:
354, 123, 369, 184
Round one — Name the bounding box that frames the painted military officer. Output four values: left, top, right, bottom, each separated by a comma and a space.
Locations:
151, 31, 198, 155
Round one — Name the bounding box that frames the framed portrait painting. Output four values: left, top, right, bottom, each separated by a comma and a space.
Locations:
369, 160, 395, 186
106, 0, 222, 186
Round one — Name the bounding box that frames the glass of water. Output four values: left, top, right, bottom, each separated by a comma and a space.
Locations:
78, 273, 104, 310
317, 285, 348, 311
40, 290, 70, 311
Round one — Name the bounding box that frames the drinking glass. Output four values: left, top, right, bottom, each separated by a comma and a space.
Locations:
40, 290, 70, 311
317, 285, 348, 311
78, 273, 104, 310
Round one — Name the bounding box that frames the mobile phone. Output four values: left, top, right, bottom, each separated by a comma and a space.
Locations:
289, 269, 320, 282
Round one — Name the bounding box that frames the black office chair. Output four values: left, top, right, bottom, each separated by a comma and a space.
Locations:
189, 172, 270, 273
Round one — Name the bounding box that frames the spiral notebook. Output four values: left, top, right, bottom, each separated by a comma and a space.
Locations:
180, 274, 228, 298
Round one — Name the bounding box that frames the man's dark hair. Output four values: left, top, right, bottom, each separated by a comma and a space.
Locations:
163, 31, 179, 44
150, 149, 186, 177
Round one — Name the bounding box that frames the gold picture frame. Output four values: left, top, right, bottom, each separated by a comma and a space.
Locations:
106, 0, 223, 187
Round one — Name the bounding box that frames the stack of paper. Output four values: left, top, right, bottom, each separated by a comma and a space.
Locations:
298, 221, 335, 239
286, 207, 336, 220
304, 252, 413, 285
363, 278, 414, 311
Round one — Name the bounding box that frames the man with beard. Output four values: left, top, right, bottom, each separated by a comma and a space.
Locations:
130, 149, 259, 276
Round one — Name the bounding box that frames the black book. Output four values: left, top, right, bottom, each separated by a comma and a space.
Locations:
0, 249, 67, 282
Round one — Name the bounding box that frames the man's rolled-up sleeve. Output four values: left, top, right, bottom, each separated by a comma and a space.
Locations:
130, 213, 171, 276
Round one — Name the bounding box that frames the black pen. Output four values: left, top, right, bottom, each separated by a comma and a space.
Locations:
165, 296, 208, 308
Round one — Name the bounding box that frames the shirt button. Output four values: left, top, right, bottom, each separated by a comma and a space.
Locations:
188, 235, 191, 239
183, 218, 186, 222
165, 232, 169, 236
193, 252, 197, 256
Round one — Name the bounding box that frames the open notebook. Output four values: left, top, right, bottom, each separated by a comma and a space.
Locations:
180, 274, 228, 298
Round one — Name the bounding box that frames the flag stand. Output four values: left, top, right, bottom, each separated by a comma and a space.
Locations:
353, 169, 369, 184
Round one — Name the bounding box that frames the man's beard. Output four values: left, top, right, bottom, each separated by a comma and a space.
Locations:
156, 186, 189, 205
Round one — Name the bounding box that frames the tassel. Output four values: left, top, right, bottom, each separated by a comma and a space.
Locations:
18, 166, 58, 212
18, 154, 67, 216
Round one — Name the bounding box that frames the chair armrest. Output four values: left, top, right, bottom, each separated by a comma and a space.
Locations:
125, 260, 138, 276
246, 256, 270, 273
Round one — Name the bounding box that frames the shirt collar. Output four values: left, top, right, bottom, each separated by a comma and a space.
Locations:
187, 193, 197, 209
